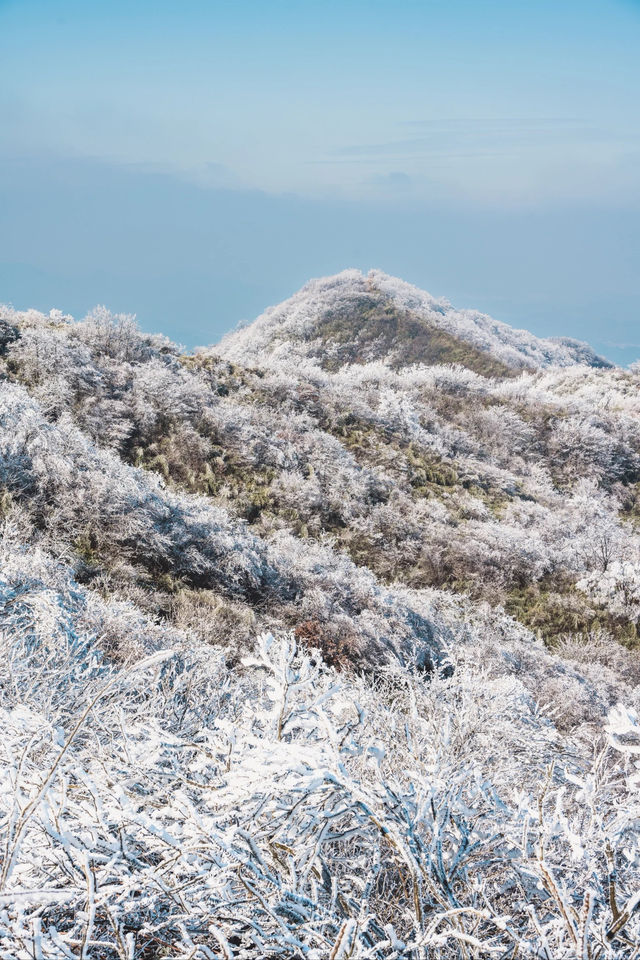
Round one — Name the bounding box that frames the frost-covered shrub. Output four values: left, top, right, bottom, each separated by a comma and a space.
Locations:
578, 559, 640, 622
0, 556, 639, 958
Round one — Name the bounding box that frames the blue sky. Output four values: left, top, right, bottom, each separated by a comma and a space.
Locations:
1, 0, 639, 361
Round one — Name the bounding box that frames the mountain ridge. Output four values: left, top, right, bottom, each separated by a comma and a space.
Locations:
218, 268, 614, 373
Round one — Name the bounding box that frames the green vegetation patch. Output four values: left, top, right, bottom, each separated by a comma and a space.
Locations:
506, 578, 639, 648
313, 293, 516, 378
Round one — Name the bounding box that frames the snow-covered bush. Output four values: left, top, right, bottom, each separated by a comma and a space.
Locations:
1, 550, 639, 958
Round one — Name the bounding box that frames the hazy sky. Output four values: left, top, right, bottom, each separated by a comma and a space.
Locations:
1, 0, 639, 361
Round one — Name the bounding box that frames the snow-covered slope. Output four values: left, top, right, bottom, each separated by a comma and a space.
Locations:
1, 529, 640, 958
1, 289, 640, 956
219, 269, 613, 372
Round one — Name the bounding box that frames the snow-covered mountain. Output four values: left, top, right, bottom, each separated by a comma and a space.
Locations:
219, 269, 613, 372
0, 280, 639, 957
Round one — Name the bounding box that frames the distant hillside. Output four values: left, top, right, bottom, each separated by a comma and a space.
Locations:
0, 279, 639, 957
219, 269, 613, 372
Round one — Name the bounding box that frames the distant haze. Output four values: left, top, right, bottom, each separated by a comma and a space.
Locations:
1, 0, 639, 363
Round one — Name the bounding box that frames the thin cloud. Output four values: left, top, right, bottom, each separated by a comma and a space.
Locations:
337, 120, 607, 159
401, 118, 586, 129
369, 170, 413, 190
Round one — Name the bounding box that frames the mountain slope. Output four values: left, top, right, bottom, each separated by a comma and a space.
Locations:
0, 282, 639, 956
219, 269, 613, 372
1, 290, 638, 675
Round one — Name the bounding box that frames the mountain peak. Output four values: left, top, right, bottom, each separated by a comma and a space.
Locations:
218, 269, 613, 375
